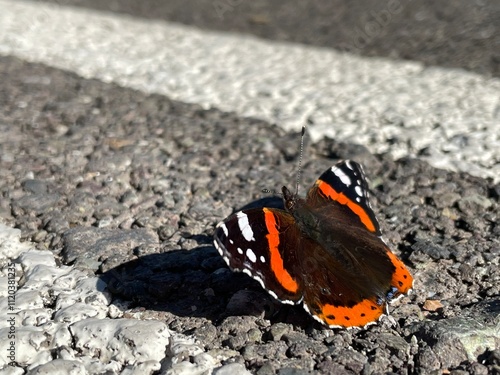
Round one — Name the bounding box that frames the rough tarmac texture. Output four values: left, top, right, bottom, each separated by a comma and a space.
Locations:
0, 56, 499, 373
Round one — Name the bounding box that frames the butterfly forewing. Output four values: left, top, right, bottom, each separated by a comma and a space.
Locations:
309, 160, 381, 236
214, 208, 305, 304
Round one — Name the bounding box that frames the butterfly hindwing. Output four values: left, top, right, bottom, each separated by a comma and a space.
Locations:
297, 236, 388, 328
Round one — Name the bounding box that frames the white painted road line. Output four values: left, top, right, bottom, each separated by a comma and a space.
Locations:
0, 0, 499, 180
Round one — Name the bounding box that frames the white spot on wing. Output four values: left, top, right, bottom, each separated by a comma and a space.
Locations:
219, 222, 229, 236
237, 247, 243, 255
303, 303, 311, 314
214, 240, 230, 265
242, 268, 265, 289
304, 303, 326, 324
268, 289, 278, 300
389, 294, 404, 304
332, 166, 351, 186
246, 248, 257, 263
260, 256, 266, 263
354, 185, 363, 197
237, 212, 255, 241
213, 240, 224, 256
242, 268, 252, 277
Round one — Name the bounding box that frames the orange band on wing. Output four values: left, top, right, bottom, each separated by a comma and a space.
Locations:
316, 180, 376, 233
263, 208, 299, 293
386, 250, 414, 293
318, 298, 384, 328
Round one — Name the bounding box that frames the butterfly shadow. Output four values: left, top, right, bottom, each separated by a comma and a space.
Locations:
99, 244, 307, 325
99, 197, 316, 326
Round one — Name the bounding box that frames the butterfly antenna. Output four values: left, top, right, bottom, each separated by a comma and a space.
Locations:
261, 188, 277, 195
295, 125, 306, 195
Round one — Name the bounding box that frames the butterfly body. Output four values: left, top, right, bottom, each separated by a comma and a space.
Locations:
214, 160, 413, 328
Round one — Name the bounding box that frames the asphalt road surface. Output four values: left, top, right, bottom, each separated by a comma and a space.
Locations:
0, 1, 499, 374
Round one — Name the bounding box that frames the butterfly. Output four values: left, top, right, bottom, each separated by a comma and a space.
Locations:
214, 157, 413, 328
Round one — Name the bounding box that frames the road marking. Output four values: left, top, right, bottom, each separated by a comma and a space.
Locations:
0, 0, 498, 180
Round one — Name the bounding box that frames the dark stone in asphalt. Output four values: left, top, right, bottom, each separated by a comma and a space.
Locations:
62, 226, 159, 272
13, 193, 61, 215
410, 239, 451, 260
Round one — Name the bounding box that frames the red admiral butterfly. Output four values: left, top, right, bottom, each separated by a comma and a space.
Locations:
214, 146, 413, 328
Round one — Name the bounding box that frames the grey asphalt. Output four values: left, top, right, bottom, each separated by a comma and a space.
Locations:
0, 1, 499, 374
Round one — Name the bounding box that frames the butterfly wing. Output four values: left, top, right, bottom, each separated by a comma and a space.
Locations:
309, 160, 381, 235
297, 160, 413, 327
214, 208, 305, 304
214, 160, 413, 329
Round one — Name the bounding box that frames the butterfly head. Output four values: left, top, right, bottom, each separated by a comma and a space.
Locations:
282, 186, 298, 212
